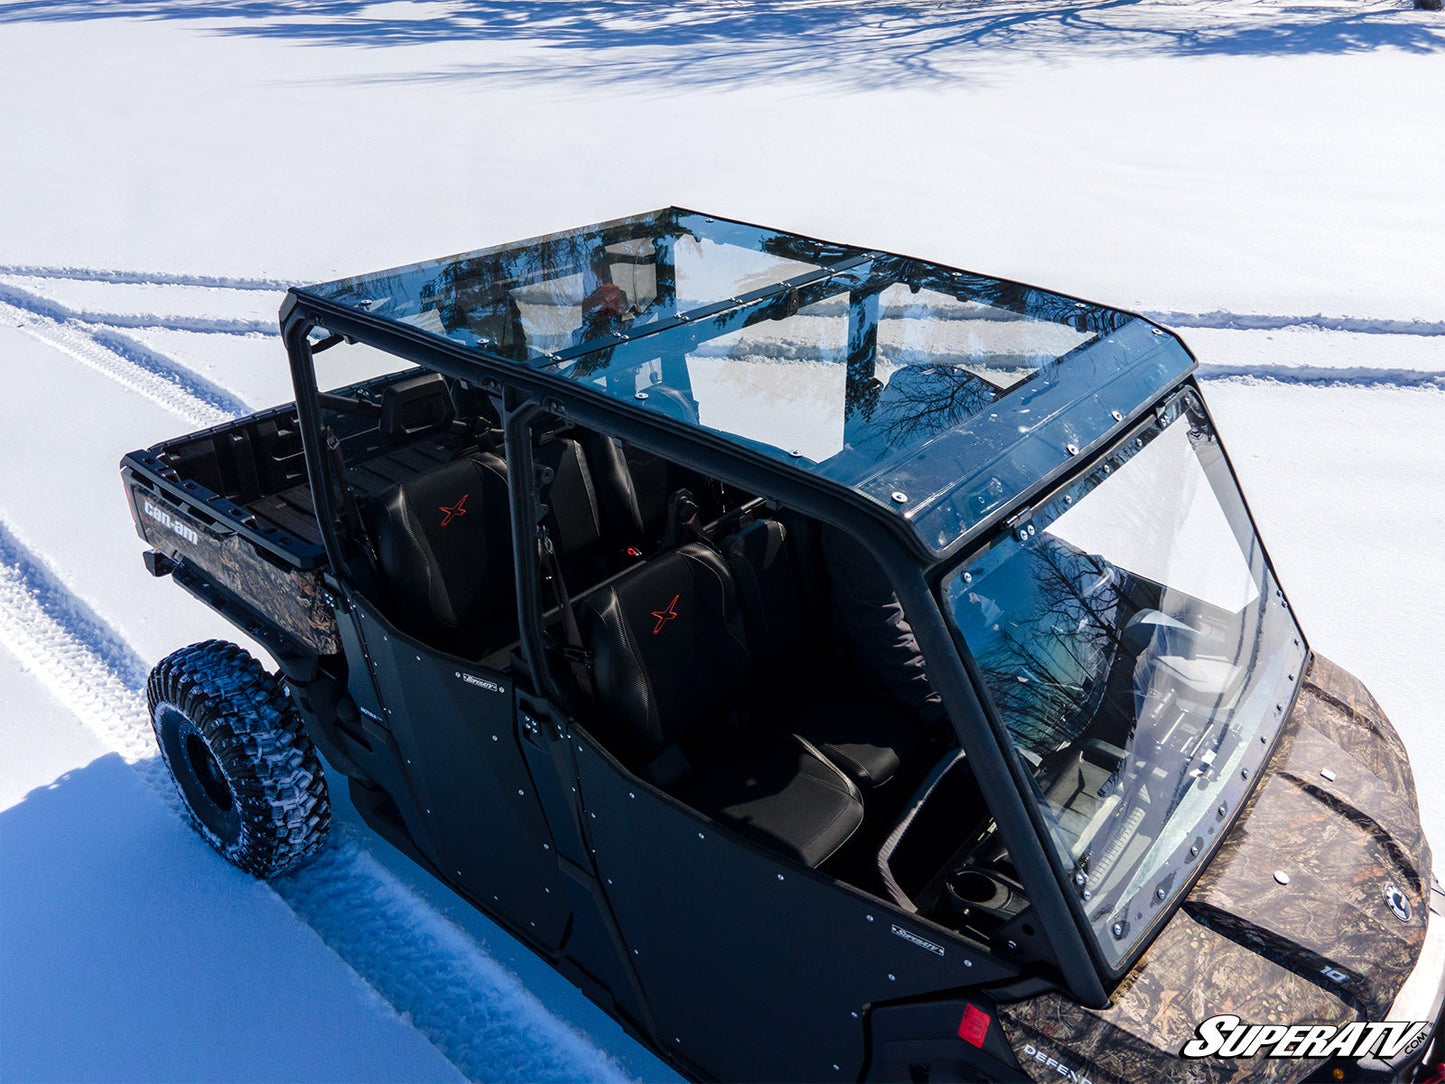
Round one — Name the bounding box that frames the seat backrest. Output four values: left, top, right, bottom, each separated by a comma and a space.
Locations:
369, 453, 514, 646
722, 519, 804, 670
536, 435, 603, 572
578, 543, 751, 763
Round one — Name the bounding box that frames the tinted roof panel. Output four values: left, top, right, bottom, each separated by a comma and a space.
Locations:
301, 208, 1194, 554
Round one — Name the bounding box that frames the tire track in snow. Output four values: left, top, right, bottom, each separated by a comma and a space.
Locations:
0, 515, 626, 1084
0, 278, 277, 336
1196, 362, 1445, 390
0, 294, 239, 429
1146, 310, 1445, 338
0, 264, 292, 291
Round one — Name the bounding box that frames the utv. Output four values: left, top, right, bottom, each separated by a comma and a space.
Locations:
121, 209, 1444, 1083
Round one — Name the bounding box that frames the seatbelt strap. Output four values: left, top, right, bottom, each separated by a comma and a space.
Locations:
539, 526, 593, 697
324, 428, 381, 579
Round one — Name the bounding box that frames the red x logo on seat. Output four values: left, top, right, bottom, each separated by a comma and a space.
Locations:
650, 593, 680, 635
439, 493, 469, 527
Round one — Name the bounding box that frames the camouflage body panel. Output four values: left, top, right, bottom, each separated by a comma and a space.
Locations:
997, 654, 1430, 1083
997, 910, 1354, 1084
127, 481, 339, 655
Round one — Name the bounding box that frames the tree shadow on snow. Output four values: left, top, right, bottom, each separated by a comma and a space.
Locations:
1, 0, 1442, 89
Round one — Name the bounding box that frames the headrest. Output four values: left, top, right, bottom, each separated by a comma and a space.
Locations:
379, 373, 456, 446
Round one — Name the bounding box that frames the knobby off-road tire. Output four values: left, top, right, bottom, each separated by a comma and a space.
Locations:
147, 640, 330, 877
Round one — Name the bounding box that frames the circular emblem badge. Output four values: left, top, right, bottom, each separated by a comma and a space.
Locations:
1384, 883, 1413, 923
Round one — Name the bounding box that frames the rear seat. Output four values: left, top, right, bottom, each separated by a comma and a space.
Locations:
722, 518, 930, 791
577, 543, 864, 868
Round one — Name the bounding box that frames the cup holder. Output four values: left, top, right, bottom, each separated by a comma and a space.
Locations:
945, 869, 1026, 920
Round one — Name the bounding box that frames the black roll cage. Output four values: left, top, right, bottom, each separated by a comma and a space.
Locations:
277, 269, 1265, 1008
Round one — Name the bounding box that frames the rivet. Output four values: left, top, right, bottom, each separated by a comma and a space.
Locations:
1074, 872, 1087, 886
866, 915, 874, 923
777, 873, 785, 881
1081, 891, 1091, 901
543, 843, 549, 850
628, 792, 636, 799
1274, 870, 1290, 886
518, 788, 525, 796
962, 572, 973, 583
964, 959, 973, 967
789, 449, 803, 458
1007, 940, 1017, 950
1217, 804, 1227, 817
607, 878, 613, 885
887, 974, 896, 981
891, 491, 908, 504
1156, 887, 1167, 900
1190, 843, 1200, 857
1111, 410, 1123, 421
698, 832, 705, 840
851, 1012, 859, 1019
1241, 768, 1250, 780
635, 391, 649, 400
633, 949, 640, 956
415, 654, 421, 661
491, 735, 498, 741
1321, 768, 1337, 782
1066, 443, 1080, 456
1112, 923, 1124, 938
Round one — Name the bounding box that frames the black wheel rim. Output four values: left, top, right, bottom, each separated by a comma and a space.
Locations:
184, 731, 234, 813
157, 704, 242, 845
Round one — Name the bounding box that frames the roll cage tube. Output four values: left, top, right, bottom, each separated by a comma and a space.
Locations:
854, 516, 1111, 1009
281, 301, 352, 582
498, 390, 556, 698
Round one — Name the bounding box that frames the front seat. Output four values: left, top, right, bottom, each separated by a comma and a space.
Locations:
578, 543, 865, 868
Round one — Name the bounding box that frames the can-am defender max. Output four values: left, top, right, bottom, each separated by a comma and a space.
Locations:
121, 209, 1445, 1083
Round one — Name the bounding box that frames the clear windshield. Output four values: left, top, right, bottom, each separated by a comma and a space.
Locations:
942, 389, 1305, 967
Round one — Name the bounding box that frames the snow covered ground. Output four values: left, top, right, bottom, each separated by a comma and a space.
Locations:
1, 1, 1440, 1080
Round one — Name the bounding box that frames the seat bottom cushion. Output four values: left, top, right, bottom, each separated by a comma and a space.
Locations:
672, 732, 863, 868
774, 681, 931, 791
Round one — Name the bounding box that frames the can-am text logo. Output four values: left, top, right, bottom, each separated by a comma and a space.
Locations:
143, 500, 199, 545
1181, 1014, 1432, 1059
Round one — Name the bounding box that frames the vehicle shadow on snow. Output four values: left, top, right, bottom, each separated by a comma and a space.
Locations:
1, 0, 1442, 89
0, 751, 464, 1084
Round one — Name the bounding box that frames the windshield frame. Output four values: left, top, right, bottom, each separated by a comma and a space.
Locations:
937, 381, 1310, 982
